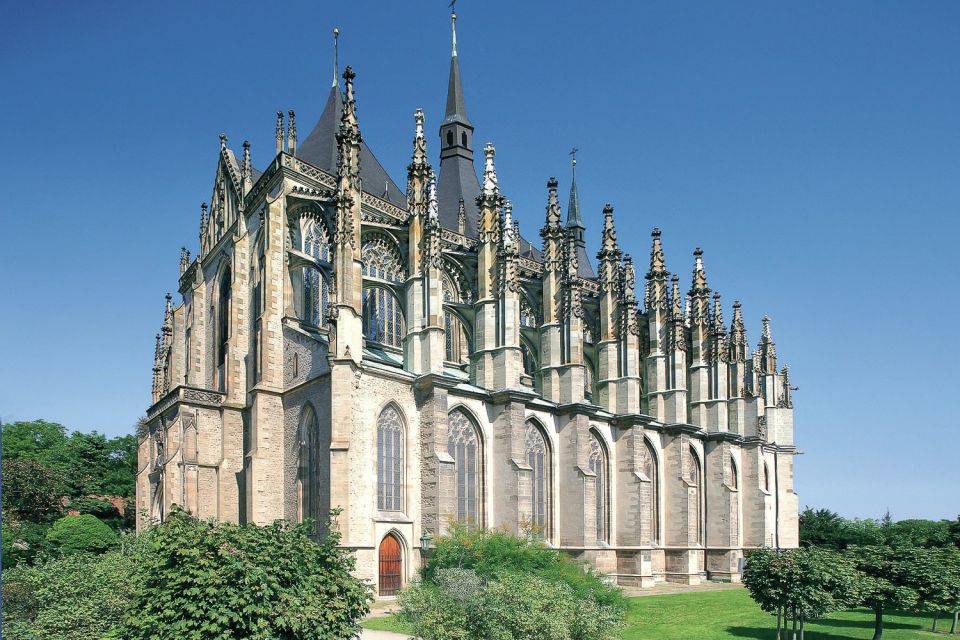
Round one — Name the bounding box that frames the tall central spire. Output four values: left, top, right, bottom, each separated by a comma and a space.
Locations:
566, 151, 584, 232
436, 6, 480, 236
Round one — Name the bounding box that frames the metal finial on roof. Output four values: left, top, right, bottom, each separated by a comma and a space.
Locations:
332, 27, 340, 88
451, 10, 458, 57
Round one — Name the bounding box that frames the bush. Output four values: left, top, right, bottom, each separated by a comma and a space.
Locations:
46, 514, 118, 555
400, 569, 624, 640
1, 535, 144, 640
2, 521, 53, 568
424, 523, 626, 611
117, 507, 372, 640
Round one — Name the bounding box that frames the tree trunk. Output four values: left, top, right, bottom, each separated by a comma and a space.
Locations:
872, 606, 884, 640
776, 606, 782, 640
950, 610, 958, 634
933, 612, 939, 633
800, 611, 805, 640
792, 607, 798, 640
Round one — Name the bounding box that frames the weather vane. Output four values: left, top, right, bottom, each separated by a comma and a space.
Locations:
570, 147, 578, 167
449, 0, 456, 14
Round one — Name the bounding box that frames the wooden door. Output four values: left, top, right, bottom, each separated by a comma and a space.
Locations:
378, 534, 402, 596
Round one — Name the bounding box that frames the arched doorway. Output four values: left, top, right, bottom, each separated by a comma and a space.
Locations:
378, 533, 403, 596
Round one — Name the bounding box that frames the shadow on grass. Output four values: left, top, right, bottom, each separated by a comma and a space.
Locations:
727, 611, 925, 640
727, 627, 860, 640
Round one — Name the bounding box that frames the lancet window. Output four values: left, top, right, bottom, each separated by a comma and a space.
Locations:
448, 409, 481, 525
589, 432, 609, 544
524, 420, 550, 538
377, 405, 403, 512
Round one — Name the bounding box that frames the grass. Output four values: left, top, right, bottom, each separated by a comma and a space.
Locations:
362, 587, 948, 639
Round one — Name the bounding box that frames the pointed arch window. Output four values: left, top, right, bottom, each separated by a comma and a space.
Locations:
442, 272, 468, 364
589, 432, 609, 544
303, 221, 331, 327
448, 409, 480, 525
362, 234, 406, 348
298, 405, 321, 531
689, 446, 703, 545
730, 455, 739, 490
377, 406, 404, 512
216, 267, 231, 392
643, 438, 660, 545
524, 420, 550, 538
762, 460, 771, 493
252, 241, 266, 381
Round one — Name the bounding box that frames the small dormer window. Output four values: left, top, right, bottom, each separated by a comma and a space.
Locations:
446, 130, 454, 147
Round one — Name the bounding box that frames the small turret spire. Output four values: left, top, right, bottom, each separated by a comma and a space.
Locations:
287, 111, 297, 156
566, 149, 584, 231
275, 111, 284, 155
729, 300, 748, 362
180, 247, 190, 275
502, 200, 517, 252
757, 315, 778, 372
457, 198, 466, 235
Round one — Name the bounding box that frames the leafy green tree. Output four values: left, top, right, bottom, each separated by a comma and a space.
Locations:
849, 545, 920, 640
897, 547, 960, 632
886, 519, 955, 549
743, 547, 862, 639
1, 458, 63, 522
118, 507, 372, 640
46, 514, 118, 555
1, 520, 53, 568
0, 419, 71, 466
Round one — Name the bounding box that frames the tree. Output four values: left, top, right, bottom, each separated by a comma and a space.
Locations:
743, 547, 862, 640
886, 519, 955, 549
849, 545, 920, 640
46, 514, 118, 555
118, 507, 372, 639
1, 459, 63, 522
898, 547, 960, 632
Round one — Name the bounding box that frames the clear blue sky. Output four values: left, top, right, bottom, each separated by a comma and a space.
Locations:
1, 1, 957, 520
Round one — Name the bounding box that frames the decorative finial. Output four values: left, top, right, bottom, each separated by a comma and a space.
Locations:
482, 143, 498, 196
570, 147, 578, 168
287, 110, 297, 156
457, 197, 466, 235
450, 1, 458, 56
219, 133, 227, 150
428, 170, 439, 222
414, 108, 424, 139
275, 111, 284, 155
332, 27, 340, 88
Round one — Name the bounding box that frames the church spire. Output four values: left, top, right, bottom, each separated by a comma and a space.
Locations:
436, 4, 480, 235
566, 151, 584, 232
444, 10, 470, 126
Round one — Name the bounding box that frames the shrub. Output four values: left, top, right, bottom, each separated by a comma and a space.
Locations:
2, 521, 53, 568
1, 535, 144, 640
424, 523, 626, 611
46, 514, 118, 555
117, 507, 372, 640
400, 569, 624, 640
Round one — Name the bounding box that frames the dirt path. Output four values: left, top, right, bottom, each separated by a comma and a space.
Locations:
623, 580, 744, 598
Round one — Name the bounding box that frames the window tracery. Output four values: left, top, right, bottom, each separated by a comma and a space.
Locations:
448, 409, 480, 524
377, 406, 403, 512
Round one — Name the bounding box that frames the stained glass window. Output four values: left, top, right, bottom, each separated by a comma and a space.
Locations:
377, 406, 403, 512
303, 222, 331, 327
448, 409, 480, 524
525, 421, 549, 538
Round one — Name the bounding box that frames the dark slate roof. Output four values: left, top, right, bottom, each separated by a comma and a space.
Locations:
297, 85, 406, 208
436, 153, 480, 237
444, 54, 471, 127
565, 176, 595, 278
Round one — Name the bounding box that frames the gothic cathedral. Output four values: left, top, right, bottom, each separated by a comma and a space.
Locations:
138, 15, 799, 596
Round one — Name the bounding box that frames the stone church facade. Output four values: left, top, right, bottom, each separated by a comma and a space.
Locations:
137, 16, 799, 596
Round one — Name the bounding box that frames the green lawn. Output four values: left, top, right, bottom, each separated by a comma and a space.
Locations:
362, 587, 948, 639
